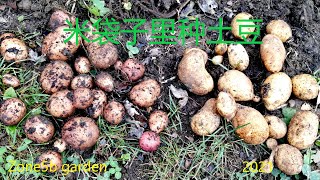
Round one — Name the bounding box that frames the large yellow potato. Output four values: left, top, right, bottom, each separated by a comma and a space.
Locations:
266, 20, 292, 42
228, 44, 249, 71
291, 74, 319, 100
260, 34, 286, 73
261, 72, 292, 111
231, 12, 255, 39
287, 111, 319, 150
231, 105, 269, 145
274, 144, 303, 175
178, 48, 214, 95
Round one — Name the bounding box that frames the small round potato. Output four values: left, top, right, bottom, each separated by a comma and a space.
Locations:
62, 117, 99, 150
73, 88, 93, 109
86, 42, 118, 69
40, 61, 73, 94
261, 72, 292, 111
95, 72, 114, 92
35, 151, 62, 172
216, 92, 237, 120
117, 58, 145, 81
232, 105, 269, 145
218, 70, 255, 101
266, 20, 292, 42
291, 74, 319, 100
191, 98, 221, 136
0, 98, 26, 126
0, 38, 28, 62
74, 56, 91, 74
129, 79, 161, 108
149, 110, 169, 133
231, 12, 255, 39
266, 138, 278, 150
48, 10, 76, 30
53, 139, 67, 153
274, 144, 303, 175
2, 74, 20, 88
87, 89, 107, 119
103, 101, 125, 125
71, 74, 93, 90
46, 90, 75, 118
228, 44, 249, 71
287, 111, 319, 150
211, 55, 223, 65
178, 48, 214, 95
139, 131, 160, 152
260, 34, 286, 73
265, 115, 287, 139
24, 115, 55, 143
214, 44, 227, 55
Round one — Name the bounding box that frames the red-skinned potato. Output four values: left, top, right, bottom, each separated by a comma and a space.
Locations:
71, 74, 93, 90
178, 48, 213, 95
87, 90, 107, 119
95, 72, 114, 92
216, 92, 237, 120
48, 10, 76, 30
73, 88, 93, 109
46, 90, 75, 118
228, 44, 249, 71
115, 58, 145, 81
103, 101, 125, 125
24, 115, 55, 143
266, 20, 292, 42
274, 144, 303, 175
74, 56, 91, 74
129, 79, 161, 108
215, 44, 227, 55
2, 74, 20, 88
291, 74, 319, 100
231, 12, 255, 39
0, 38, 28, 62
265, 115, 287, 139
139, 131, 160, 152
0, 98, 26, 126
149, 110, 169, 133
35, 151, 62, 172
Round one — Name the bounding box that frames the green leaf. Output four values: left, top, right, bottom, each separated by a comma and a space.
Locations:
18, 15, 24, 22
17, 139, 32, 152
282, 107, 296, 125
88, 5, 100, 16
302, 164, 311, 177
0, 147, 7, 154
109, 168, 116, 174
271, 167, 281, 177
30, 107, 42, 115
5, 126, 17, 144
3, 87, 17, 99
280, 173, 290, 180
304, 149, 312, 165
310, 171, 320, 180
115, 171, 122, 179
6, 155, 14, 162
315, 140, 320, 147
0, 166, 6, 175
121, 153, 131, 160
109, 161, 118, 168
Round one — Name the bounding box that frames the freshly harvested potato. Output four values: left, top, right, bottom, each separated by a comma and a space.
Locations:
287, 111, 319, 150
86, 42, 118, 69
274, 144, 303, 175
129, 79, 161, 107
2, 74, 20, 87
228, 44, 249, 71
211, 55, 223, 65
46, 90, 75, 118
149, 110, 169, 133
266, 20, 292, 42
40, 61, 73, 94
87, 90, 107, 119
0, 33, 15, 41
139, 131, 160, 152
266, 138, 278, 150
71, 74, 93, 90
232, 105, 269, 145
191, 98, 221, 136
48, 10, 76, 30
260, 34, 286, 73
231, 12, 255, 39
291, 74, 319, 100
265, 115, 287, 139
53, 139, 67, 153
218, 70, 255, 101
35, 151, 62, 172
103, 101, 125, 125
24, 115, 55, 143
178, 48, 214, 95
95, 72, 114, 92
261, 72, 292, 111
73, 88, 93, 109
74, 56, 91, 74
42, 26, 81, 61
215, 44, 227, 55
115, 58, 146, 81
0, 98, 26, 125
0, 38, 28, 62
216, 92, 237, 120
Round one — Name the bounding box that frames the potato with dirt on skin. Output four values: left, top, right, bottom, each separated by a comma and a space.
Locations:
86, 41, 118, 69
261, 72, 292, 111
74, 56, 91, 74
0, 33, 15, 41
2, 74, 20, 88
178, 48, 214, 95
291, 74, 319, 100
0, 98, 26, 126
46, 90, 75, 118
216, 92, 237, 120
95, 72, 114, 92
42, 26, 81, 61
274, 144, 303, 175
36, 151, 62, 172
287, 111, 319, 150
48, 10, 76, 30
0, 37, 28, 63
129, 79, 161, 108
87, 90, 107, 119
40, 61, 73, 94
149, 110, 169, 133
103, 101, 125, 125
265, 115, 287, 139
266, 20, 292, 42
115, 58, 146, 81
215, 44, 227, 55
53, 139, 67, 153
228, 44, 249, 71
73, 87, 93, 109
24, 115, 55, 143
231, 12, 255, 39
260, 34, 286, 73
191, 98, 221, 136
232, 105, 269, 145
71, 74, 93, 90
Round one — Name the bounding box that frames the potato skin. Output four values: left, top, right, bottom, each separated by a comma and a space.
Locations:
0, 38, 28, 62
95, 72, 114, 92
261, 72, 292, 111
73, 88, 93, 109
53, 139, 67, 153
2, 74, 20, 88
103, 101, 125, 125
265, 115, 287, 139
232, 105, 269, 145
87, 42, 118, 69
215, 44, 227, 55
274, 144, 303, 175
74, 56, 91, 74
266, 20, 292, 42
87, 90, 107, 119
139, 131, 160, 152
228, 44, 249, 71
129, 79, 161, 108
149, 110, 169, 133
0, 98, 26, 126
62, 117, 99, 150
118, 58, 145, 81
231, 12, 255, 39
218, 70, 254, 101
191, 98, 221, 136
24, 115, 55, 143
46, 90, 75, 118
216, 92, 237, 120
35, 151, 62, 172
260, 34, 286, 73
291, 74, 319, 100
71, 74, 93, 90
40, 61, 73, 94
48, 10, 75, 30
287, 111, 319, 150
178, 48, 214, 95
